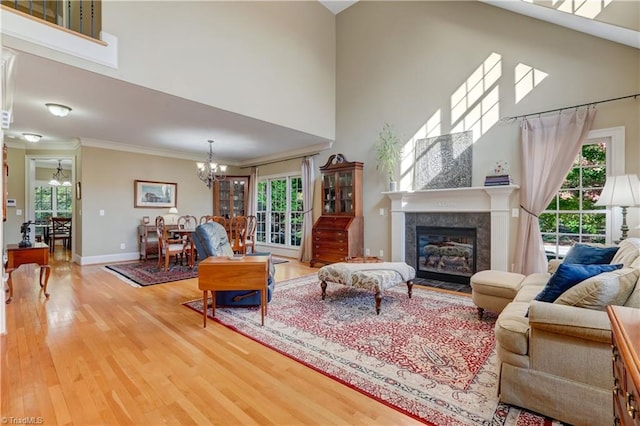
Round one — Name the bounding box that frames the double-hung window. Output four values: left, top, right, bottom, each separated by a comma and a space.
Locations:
540, 129, 623, 259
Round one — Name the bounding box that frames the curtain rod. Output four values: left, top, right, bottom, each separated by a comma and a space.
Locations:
501, 93, 639, 121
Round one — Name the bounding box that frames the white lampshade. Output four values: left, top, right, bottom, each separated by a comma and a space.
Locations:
595, 175, 640, 207
168, 207, 179, 214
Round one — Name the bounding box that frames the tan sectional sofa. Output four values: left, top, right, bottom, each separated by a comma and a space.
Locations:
488, 238, 640, 426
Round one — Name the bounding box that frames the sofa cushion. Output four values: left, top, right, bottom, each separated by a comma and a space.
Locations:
610, 237, 640, 267
534, 263, 623, 303
514, 285, 545, 303
624, 287, 640, 308
494, 301, 531, 356
554, 267, 639, 310
519, 272, 551, 289
562, 243, 619, 265
470, 270, 524, 299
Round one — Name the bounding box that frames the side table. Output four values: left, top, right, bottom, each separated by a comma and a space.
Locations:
5, 242, 51, 304
198, 255, 269, 327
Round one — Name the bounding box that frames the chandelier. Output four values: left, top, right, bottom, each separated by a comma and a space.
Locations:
49, 160, 72, 186
196, 140, 227, 189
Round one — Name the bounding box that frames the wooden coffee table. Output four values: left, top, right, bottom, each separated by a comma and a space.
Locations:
197, 255, 269, 327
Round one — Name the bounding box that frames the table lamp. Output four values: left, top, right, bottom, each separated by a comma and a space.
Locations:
595, 174, 640, 240
165, 207, 179, 225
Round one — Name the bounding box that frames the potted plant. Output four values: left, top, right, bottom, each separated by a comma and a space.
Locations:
375, 123, 402, 191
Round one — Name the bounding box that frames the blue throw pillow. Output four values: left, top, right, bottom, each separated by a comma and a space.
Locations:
562, 243, 619, 265
534, 263, 623, 303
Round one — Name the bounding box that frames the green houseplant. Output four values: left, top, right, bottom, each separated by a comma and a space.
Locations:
375, 123, 402, 191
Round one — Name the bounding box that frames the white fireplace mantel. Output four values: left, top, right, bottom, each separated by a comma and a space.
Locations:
385, 185, 519, 271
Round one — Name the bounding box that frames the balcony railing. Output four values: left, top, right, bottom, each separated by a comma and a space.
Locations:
1, 0, 102, 40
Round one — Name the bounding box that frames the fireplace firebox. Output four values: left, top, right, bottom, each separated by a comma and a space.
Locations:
416, 226, 477, 284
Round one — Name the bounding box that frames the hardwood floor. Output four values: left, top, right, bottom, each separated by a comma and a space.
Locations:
1, 252, 423, 425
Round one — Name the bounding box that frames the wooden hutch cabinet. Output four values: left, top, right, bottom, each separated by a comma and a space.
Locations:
310, 154, 364, 267
212, 176, 249, 218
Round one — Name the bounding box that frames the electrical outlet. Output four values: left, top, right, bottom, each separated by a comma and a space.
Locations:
365, 248, 370, 256
379, 249, 384, 258
379, 208, 385, 216
120, 243, 126, 250
99, 209, 105, 216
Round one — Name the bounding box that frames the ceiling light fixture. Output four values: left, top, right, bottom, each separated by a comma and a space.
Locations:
49, 160, 72, 187
45, 103, 72, 117
196, 140, 227, 189
22, 133, 42, 143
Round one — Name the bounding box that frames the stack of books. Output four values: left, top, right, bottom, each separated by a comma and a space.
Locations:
484, 175, 513, 186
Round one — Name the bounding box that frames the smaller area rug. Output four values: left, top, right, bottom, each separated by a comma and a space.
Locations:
183, 274, 561, 426
105, 260, 198, 286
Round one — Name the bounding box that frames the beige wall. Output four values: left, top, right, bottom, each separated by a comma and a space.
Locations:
3, 1, 336, 141
5, 146, 26, 244
334, 1, 640, 264
78, 146, 249, 259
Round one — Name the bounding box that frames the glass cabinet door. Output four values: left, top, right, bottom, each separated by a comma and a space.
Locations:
323, 174, 336, 214
338, 171, 353, 213
231, 178, 246, 216
217, 181, 231, 217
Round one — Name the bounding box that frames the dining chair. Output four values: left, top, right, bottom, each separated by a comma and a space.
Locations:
49, 217, 72, 253
244, 215, 257, 254
155, 216, 190, 271
199, 215, 214, 225
177, 215, 198, 231
211, 215, 228, 230
229, 215, 248, 254
177, 215, 198, 266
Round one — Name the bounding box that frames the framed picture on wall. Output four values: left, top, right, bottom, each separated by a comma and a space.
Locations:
134, 180, 177, 208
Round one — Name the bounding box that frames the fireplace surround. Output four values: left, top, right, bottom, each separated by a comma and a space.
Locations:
385, 185, 518, 273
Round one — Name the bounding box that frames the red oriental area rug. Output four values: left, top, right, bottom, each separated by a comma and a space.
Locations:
183, 274, 561, 426
105, 260, 198, 286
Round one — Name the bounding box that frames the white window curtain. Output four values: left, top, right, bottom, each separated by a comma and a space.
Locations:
248, 166, 258, 216
514, 107, 597, 274
298, 156, 315, 263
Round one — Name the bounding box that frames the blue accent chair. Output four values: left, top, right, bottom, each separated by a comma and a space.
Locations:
192, 221, 276, 306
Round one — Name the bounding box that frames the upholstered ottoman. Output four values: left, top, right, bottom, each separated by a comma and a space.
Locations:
470, 270, 525, 319
317, 262, 416, 314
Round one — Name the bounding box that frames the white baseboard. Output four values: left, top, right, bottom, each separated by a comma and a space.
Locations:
254, 244, 299, 259
77, 252, 140, 265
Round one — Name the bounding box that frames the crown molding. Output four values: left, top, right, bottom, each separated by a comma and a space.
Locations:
79, 137, 215, 163
5, 137, 80, 150
79, 137, 333, 167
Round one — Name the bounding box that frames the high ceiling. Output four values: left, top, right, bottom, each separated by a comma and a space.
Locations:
3, 1, 637, 166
